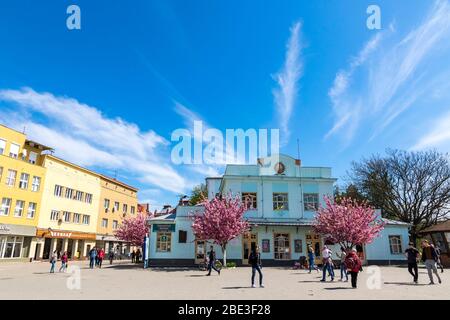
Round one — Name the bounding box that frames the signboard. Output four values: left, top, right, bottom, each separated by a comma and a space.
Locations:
262, 239, 270, 253
152, 224, 175, 232
0, 224, 11, 233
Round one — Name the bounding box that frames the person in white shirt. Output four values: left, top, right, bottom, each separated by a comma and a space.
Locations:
320, 246, 335, 282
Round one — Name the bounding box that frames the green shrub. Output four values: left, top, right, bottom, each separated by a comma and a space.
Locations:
226, 262, 236, 268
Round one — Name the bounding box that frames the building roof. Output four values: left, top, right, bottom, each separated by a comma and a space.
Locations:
100, 174, 138, 192
419, 220, 450, 234
381, 218, 411, 226
147, 213, 176, 223
25, 139, 53, 151
247, 218, 313, 227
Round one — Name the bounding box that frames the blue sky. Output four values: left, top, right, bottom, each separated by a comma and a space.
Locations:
1, 0, 450, 208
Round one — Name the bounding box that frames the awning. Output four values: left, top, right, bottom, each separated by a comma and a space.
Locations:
0, 224, 37, 237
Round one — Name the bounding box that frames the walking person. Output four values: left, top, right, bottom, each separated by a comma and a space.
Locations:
336, 247, 348, 282
131, 250, 136, 263
345, 248, 363, 288
434, 243, 444, 273
89, 247, 97, 269
421, 240, 442, 285
59, 251, 68, 273
109, 250, 114, 265
49, 250, 57, 273
206, 246, 220, 276
320, 245, 334, 282
404, 242, 420, 284
307, 244, 319, 273
136, 249, 141, 263
97, 248, 105, 268
249, 246, 264, 288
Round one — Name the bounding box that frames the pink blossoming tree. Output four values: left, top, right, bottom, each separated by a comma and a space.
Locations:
191, 194, 249, 265
114, 213, 149, 247
313, 197, 385, 250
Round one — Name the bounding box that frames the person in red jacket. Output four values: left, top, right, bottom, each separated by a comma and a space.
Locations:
344, 248, 363, 288
97, 248, 105, 268
59, 251, 68, 273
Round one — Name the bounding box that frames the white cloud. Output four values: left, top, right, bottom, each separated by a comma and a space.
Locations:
411, 110, 450, 150
273, 21, 303, 145
326, 0, 450, 145
0, 87, 187, 194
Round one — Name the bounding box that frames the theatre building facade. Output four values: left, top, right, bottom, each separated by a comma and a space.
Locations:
147, 154, 410, 266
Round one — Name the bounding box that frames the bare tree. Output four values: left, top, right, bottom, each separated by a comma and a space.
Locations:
349, 149, 450, 243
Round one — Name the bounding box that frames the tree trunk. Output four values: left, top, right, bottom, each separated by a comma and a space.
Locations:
222, 244, 227, 266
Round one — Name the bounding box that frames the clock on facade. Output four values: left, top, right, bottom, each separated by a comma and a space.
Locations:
274, 162, 286, 174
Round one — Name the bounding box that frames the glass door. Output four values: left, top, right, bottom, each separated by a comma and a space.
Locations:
242, 233, 258, 265
195, 240, 205, 264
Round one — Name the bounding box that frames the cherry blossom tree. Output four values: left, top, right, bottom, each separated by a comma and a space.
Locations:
313, 197, 385, 250
191, 194, 249, 265
114, 213, 149, 247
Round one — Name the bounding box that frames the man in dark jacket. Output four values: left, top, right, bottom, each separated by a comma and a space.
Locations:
421, 240, 442, 285
206, 246, 220, 276
249, 246, 264, 288
405, 242, 420, 283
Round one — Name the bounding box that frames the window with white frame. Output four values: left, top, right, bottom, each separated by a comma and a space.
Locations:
28, 152, 37, 164
1, 236, 23, 259
131, 206, 135, 214
9, 143, 19, 159
65, 188, 74, 199
389, 235, 403, 254
75, 191, 84, 201
54, 185, 63, 197
85, 193, 92, 204
73, 213, 81, 224
242, 192, 257, 210
0, 167, 3, 183
82, 215, 90, 225
112, 220, 118, 229
123, 204, 128, 213
304, 193, 319, 211
274, 233, 291, 260
113, 202, 119, 212
14, 200, 25, 217
31, 176, 41, 192
0, 198, 12, 216
156, 232, 172, 252
50, 210, 59, 221
273, 193, 289, 210
101, 218, 108, 228
19, 173, 29, 190
6, 170, 17, 186
27, 202, 36, 218
0, 139, 6, 155
104, 198, 110, 209
63, 211, 71, 222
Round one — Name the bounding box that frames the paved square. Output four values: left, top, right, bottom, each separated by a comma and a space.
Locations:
0, 261, 448, 300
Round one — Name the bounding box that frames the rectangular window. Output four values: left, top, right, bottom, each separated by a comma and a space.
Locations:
65, 188, 74, 199
2, 236, 23, 259
242, 192, 257, 210
63, 211, 71, 222
85, 193, 92, 204
0, 198, 12, 216
304, 193, 319, 211
0, 167, 3, 183
156, 232, 172, 252
274, 233, 290, 260
9, 143, 19, 158
6, 170, 17, 187
27, 202, 36, 219
114, 202, 119, 212
294, 239, 303, 253
19, 173, 29, 190
389, 235, 403, 254
179, 230, 187, 243
82, 215, 90, 225
31, 176, 41, 192
112, 220, 118, 230
73, 213, 81, 224
54, 185, 63, 197
50, 210, 59, 221
75, 191, 84, 201
273, 193, 289, 211
104, 199, 110, 209
131, 206, 135, 214
262, 239, 270, 253
28, 151, 38, 164
101, 218, 108, 228
123, 204, 128, 213
0, 139, 6, 155
14, 200, 25, 217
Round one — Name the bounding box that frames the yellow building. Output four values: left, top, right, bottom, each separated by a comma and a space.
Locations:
96, 175, 138, 255
0, 124, 51, 260
34, 155, 101, 260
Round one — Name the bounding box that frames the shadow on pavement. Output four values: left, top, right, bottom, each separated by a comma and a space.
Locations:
323, 287, 353, 290
222, 286, 251, 289
384, 282, 428, 286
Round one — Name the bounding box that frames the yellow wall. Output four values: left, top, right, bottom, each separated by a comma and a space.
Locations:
0, 125, 47, 227
37, 155, 101, 234
97, 176, 138, 237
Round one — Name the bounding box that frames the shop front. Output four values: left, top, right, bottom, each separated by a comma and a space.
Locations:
35, 228, 96, 260
95, 234, 132, 258
0, 223, 36, 260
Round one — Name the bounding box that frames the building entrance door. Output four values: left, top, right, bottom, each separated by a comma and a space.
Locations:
43, 238, 51, 259
195, 240, 206, 264
34, 243, 41, 260
242, 233, 258, 265
306, 233, 322, 265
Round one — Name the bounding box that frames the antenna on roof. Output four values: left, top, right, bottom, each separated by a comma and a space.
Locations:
22, 126, 26, 134
297, 138, 300, 160
114, 170, 118, 180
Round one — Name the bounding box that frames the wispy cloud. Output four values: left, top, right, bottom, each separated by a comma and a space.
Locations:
412, 110, 450, 150
326, 0, 450, 146
0, 87, 187, 194
273, 21, 303, 145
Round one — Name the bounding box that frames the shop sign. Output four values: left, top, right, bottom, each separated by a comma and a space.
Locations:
152, 224, 175, 232
50, 231, 72, 238
0, 224, 11, 233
